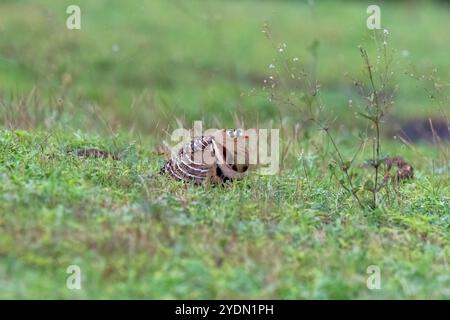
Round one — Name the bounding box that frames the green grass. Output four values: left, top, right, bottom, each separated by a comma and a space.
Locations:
0, 0, 449, 299
0, 130, 448, 299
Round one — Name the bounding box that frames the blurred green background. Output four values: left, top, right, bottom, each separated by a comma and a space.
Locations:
1, 0, 449, 132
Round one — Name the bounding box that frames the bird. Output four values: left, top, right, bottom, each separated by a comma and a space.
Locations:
161, 129, 251, 184
382, 156, 414, 183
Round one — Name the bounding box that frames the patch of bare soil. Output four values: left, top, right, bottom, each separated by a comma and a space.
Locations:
73, 148, 119, 160
390, 118, 449, 142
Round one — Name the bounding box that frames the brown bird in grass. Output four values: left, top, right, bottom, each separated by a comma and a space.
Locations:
161, 129, 251, 184
382, 156, 414, 183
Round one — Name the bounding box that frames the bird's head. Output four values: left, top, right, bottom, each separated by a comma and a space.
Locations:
225, 128, 249, 140
213, 128, 253, 173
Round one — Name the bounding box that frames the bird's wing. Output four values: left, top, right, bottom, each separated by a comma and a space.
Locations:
164, 136, 218, 183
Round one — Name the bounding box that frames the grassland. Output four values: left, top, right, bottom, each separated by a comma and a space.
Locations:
0, 0, 449, 299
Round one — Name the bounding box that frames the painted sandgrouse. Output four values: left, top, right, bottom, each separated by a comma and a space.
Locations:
161, 129, 251, 184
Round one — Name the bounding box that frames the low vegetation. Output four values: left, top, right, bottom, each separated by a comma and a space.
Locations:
0, 0, 448, 299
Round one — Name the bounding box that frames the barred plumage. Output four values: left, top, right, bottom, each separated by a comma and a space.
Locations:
162, 129, 250, 184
